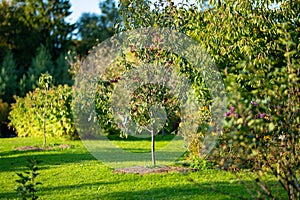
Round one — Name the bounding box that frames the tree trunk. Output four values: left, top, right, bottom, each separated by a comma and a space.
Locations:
43, 112, 46, 147
151, 129, 156, 166
43, 90, 47, 147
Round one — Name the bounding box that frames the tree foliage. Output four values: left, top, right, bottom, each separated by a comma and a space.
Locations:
189, 0, 299, 198
0, 51, 18, 102
84, 0, 214, 166
16, 0, 75, 60
117, 0, 299, 198
0, 0, 75, 67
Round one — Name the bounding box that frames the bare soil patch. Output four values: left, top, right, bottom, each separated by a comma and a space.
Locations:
14, 144, 72, 151
114, 166, 197, 175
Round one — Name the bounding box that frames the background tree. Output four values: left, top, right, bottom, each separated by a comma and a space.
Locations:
26, 46, 54, 92
0, 51, 18, 102
17, 0, 75, 60
76, 13, 103, 56
53, 53, 73, 85
0, 0, 75, 67
76, 0, 118, 56
0, 0, 40, 69
0, 0, 75, 94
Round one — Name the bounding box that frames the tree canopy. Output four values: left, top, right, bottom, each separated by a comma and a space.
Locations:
0, 0, 75, 68
76, 0, 118, 56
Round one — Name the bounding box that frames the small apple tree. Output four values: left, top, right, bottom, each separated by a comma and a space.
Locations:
35, 73, 52, 147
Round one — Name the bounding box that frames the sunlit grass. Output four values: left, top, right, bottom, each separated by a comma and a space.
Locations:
0, 137, 283, 199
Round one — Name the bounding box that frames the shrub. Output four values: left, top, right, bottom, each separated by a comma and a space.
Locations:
9, 84, 77, 140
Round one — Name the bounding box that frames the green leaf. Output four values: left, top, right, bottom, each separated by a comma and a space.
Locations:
268, 123, 275, 132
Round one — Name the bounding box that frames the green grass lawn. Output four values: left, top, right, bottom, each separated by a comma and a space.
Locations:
0, 137, 283, 199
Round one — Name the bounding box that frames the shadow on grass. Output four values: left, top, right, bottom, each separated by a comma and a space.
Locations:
0, 152, 96, 172
102, 183, 248, 200
0, 179, 270, 200
0, 148, 69, 157
0, 180, 121, 200
103, 181, 285, 200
